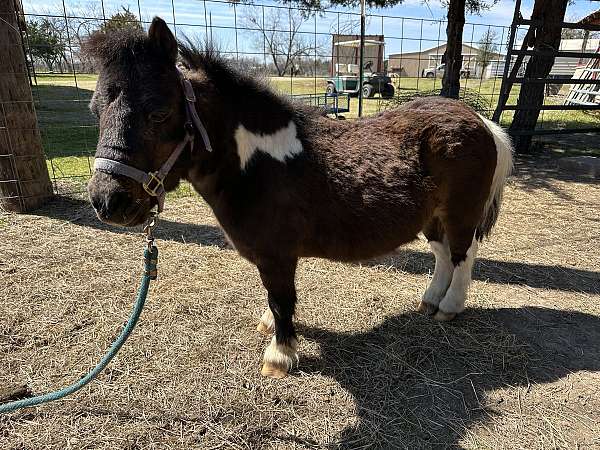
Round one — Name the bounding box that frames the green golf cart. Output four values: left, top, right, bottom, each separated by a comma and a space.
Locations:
326, 39, 395, 99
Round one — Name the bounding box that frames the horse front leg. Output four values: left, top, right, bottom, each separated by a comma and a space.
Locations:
257, 258, 298, 379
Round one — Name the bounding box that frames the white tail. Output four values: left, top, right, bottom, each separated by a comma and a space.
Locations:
476, 114, 514, 239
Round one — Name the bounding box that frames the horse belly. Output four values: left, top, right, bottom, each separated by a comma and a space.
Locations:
304, 195, 429, 261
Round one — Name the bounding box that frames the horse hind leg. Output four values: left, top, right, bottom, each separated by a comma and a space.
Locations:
419, 217, 454, 315
433, 222, 479, 322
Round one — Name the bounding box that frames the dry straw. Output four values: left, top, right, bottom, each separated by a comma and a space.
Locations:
0, 156, 599, 448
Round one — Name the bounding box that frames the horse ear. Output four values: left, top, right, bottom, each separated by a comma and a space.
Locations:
148, 17, 177, 63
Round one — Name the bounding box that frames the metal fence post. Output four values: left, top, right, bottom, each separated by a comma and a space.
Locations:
358, 0, 365, 117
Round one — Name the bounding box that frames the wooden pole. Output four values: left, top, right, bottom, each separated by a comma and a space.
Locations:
0, 0, 53, 212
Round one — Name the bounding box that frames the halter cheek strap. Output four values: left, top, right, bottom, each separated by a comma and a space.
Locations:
93, 69, 212, 213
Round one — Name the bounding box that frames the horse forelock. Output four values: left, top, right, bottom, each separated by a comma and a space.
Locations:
83, 29, 150, 68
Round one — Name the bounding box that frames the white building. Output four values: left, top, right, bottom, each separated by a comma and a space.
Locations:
484, 38, 600, 79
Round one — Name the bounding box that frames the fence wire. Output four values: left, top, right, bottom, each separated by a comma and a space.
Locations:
14, 0, 598, 195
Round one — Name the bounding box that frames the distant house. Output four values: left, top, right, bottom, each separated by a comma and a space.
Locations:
387, 43, 501, 78
388, 39, 600, 80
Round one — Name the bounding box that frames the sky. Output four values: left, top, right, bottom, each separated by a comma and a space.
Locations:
24, 0, 600, 57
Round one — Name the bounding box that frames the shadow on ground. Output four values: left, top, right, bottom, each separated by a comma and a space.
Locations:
300, 306, 600, 448
537, 133, 600, 158
33, 195, 599, 295
511, 152, 599, 201
366, 249, 599, 295
26, 197, 600, 447
33, 195, 228, 249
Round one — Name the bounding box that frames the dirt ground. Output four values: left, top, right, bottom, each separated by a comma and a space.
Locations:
1, 154, 599, 449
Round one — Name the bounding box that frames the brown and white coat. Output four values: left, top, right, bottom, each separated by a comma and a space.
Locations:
86, 18, 513, 378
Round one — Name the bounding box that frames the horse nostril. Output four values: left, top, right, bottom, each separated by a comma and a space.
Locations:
105, 191, 130, 214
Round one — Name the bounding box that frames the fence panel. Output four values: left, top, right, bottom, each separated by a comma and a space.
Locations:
18, 0, 597, 196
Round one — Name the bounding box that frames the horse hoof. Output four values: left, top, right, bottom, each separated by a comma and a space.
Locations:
433, 310, 457, 322
261, 362, 289, 379
257, 320, 274, 336
417, 300, 437, 315
261, 336, 297, 379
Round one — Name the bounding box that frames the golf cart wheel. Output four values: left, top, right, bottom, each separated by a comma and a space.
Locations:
382, 84, 395, 99
326, 83, 337, 95
425, 72, 434, 78
362, 84, 374, 98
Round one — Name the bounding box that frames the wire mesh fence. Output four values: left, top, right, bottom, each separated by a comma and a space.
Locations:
14, 0, 600, 196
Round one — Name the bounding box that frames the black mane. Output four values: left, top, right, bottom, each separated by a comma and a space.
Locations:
178, 40, 321, 120
83, 29, 148, 66
178, 41, 266, 92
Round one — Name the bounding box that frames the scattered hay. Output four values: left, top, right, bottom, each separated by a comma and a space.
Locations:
0, 156, 599, 448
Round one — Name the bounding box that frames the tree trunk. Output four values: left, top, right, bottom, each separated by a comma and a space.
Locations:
510, 0, 569, 153
0, 0, 53, 212
441, 0, 465, 99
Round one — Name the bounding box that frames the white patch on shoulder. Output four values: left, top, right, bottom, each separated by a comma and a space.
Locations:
234, 121, 303, 170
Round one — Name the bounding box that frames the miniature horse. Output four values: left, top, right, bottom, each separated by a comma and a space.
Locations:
86, 18, 513, 378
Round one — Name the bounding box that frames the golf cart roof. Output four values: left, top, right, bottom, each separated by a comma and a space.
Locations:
333, 39, 385, 47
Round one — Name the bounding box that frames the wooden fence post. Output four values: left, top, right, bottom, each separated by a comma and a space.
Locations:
0, 0, 53, 212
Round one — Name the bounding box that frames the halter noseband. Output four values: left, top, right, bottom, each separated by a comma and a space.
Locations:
93, 69, 212, 213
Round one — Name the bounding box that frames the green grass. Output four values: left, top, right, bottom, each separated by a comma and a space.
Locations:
34, 72, 599, 194
268, 75, 599, 129
33, 74, 99, 193
268, 75, 511, 119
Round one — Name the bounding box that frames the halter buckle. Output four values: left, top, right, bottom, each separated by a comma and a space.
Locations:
142, 172, 164, 197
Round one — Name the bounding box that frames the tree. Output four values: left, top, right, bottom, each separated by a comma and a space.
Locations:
440, 0, 497, 98
1, 1, 53, 211
242, 7, 316, 76
275, 0, 400, 9
68, 4, 106, 73
26, 19, 65, 72
265, 0, 495, 98
99, 7, 143, 34
510, 0, 569, 153
561, 28, 585, 39
476, 28, 498, 76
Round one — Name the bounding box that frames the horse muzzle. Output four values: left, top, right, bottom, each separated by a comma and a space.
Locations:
88, 171, 154, 227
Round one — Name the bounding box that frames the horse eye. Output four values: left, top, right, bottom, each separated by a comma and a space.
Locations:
149, 110, 171, 123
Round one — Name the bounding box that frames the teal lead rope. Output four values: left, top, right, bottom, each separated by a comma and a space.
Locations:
0, 225, 159, 415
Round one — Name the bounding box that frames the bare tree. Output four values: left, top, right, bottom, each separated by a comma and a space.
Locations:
67, 4, 105, 73
28, 4, 143, 73
476, 28, 499, 77
243, 6, 315, 77
329, 15, 372, 35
